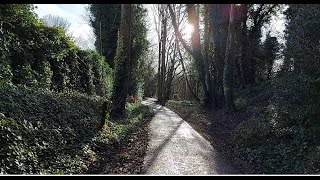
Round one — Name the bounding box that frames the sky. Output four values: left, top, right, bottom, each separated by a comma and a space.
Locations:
33, 4, 193, 52
33, 4, 287, 60
34, 4, 95, 50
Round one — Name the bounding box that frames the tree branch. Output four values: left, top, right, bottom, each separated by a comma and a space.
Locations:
176, 39, 200, 102
257, 4, 278, 25
167, 4, 195, 57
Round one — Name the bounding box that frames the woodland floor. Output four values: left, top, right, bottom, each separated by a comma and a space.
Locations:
85, 117, 151, 174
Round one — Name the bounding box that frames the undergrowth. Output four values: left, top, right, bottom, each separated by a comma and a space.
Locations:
0, 83, 154, 174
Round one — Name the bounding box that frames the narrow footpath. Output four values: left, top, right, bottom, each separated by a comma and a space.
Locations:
142, 98, 236, 175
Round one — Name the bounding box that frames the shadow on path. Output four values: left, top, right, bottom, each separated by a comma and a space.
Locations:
142, 98, 236, 175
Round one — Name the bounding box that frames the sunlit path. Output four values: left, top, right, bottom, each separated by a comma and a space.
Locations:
142, 98, 235, 175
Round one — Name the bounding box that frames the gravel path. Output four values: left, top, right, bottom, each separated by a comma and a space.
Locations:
142, 98, 236, 175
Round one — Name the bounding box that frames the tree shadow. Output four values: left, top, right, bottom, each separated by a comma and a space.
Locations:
142, 117, 184, 174
142, 98, 237, 174
191, 128, 237, 174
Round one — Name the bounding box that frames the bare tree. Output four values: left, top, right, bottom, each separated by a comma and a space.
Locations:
176, 38, 200, 102
168, 4, 218, 109
151, 4, 186, 105
41, 14, 71, 31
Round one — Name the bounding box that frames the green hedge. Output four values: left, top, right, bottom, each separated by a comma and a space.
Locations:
0, 84, 153, 174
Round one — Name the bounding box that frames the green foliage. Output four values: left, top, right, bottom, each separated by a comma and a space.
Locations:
77, 50, 95, 95
166, 100, 201, 116
37, 61, 53, 90
125, 102, 154, 119
0, 4, 37, 60
0, 63, 13, 85
0, 4, 112, 97
229, 5, 320, 173
234, 96, 247, 109
93, 102, 153, 147
128, 5, 149, 98
19, 64, 38, 87
0, 83, 106, 174
88, 4, 121, 68
0, 83, 153, 174
231, 72, 320, 174
88, 50, 113, 97
257, 32, 280, 82
0, 117, 39, 174
111, 9, 130, 117
0, 4, 152, 174
283, 4, 320, 76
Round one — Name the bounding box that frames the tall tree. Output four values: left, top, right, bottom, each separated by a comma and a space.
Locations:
152, 5, 162, 105
168, 4, 216, 109
283, 4, 320, 77
243, 4, 279, 85
154, 4, 179, 105
176, 39, 200, 102
223, 4, 236, 111
128, 5, 149, 98
111, 4, 132, 117
236, 4, 248, 88
88, 4, 121, 68
209, 4, 231, 108
261, 32, 279, 80
158, 5, 167, 105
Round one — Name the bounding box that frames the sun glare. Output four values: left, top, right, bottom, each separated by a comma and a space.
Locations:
182, 23, 194, 39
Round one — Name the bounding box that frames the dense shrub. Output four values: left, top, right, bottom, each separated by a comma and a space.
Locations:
283, 4, 320, 77
0, 83, 153, 174
0, 83, 106, 174
231, 72, 320, 174
0, 4, 112, 97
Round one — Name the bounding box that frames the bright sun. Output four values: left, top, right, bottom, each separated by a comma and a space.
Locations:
183, 23, 194, 38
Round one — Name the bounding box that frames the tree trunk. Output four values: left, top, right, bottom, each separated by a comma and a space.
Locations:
99, 101, 110, 130
176, 39, 200, 102
168, 4, 211, 108
163, 45, 176, 104
209, 4, 231, 108
157, 41, 161, 101
186, 4, 212, 107
160, 6, 167, 105
111, 4, 132, 117
237, 4, 248, 88
157, 6, 162, 103
245, 32, 257, 85
203, 4, 218, 109
223, 4, 236, 112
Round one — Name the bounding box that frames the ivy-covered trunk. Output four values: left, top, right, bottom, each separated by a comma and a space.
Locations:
111, 4, 132, 117
223, 4, 236, 112
209, 4, 230, 109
